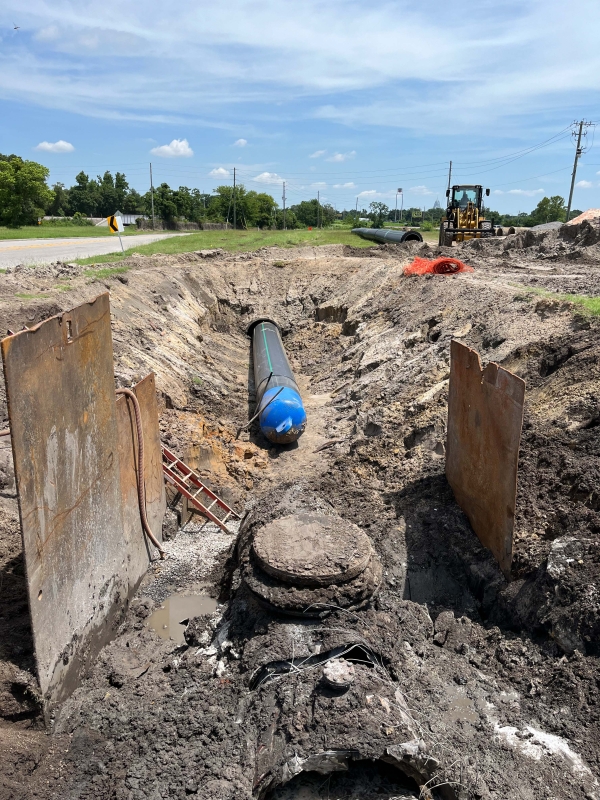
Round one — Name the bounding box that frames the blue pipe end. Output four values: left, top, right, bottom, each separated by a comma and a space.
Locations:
259, 387, 307, 444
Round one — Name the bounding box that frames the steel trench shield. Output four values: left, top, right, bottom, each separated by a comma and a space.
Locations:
446, 340, 525, 579
1, 294, 129, 710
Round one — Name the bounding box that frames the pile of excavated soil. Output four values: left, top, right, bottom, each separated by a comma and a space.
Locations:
568, 209, 600, 226
0, 224, 599, 799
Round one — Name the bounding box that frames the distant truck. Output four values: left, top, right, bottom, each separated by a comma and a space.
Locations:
439, 185, 494, 246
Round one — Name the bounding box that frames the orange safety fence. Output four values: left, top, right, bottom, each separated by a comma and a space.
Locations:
403, 257, 474, 276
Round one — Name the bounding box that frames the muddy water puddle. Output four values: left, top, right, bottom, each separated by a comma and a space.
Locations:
443, 685, 479, 724
147, 593, 217, 644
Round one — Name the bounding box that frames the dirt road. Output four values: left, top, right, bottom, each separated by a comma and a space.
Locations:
0, 224, 599, 799
0, 233, 186, 268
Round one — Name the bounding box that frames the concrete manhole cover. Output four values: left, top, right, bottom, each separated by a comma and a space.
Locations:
252, 512, 372, 587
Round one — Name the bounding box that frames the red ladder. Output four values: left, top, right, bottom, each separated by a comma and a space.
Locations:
161, 446, 240, 534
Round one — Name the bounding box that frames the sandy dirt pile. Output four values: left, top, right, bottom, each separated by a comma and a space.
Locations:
0, 223, 599, 799
568, 210, 600, 226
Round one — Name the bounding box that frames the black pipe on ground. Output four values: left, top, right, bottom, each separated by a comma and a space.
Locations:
352, 227, 423, 244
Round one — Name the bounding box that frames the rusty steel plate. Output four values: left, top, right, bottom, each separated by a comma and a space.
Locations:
446, 340, 525, 579
1, 294, 131, 710
116, 373, 165, 584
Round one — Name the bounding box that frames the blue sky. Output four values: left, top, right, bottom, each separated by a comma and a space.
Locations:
1, 0, 599, 214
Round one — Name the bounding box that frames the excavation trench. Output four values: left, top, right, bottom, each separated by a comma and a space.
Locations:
0, 231, 599, 799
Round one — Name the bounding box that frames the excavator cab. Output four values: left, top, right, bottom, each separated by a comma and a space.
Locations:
439, 184, 493, 246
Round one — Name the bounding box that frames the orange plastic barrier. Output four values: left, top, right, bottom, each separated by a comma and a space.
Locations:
403, 257, 474, 276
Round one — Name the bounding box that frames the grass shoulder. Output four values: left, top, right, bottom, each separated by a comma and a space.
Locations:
84, 265, 130, 280
0, 226, 147, 240
75, 228, 376, 265
515, 285, 600, 317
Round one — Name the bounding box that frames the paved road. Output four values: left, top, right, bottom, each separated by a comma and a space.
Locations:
0, 233, 189, 269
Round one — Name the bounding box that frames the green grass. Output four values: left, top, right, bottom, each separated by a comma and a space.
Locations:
568, 295, 600, 315
75, 229, 370, 265
15, 292, 50, 300
514, 285, 600, 317
75, 227, 440, 266
547, 292, 600, 316
84, 265, 130, 280
0, 225, 149, 240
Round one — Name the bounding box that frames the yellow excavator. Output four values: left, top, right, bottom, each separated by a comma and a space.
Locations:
439, 184, 494, 246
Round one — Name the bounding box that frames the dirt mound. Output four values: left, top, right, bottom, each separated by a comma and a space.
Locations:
567, 209, 600, 225
5, 261, 84, 278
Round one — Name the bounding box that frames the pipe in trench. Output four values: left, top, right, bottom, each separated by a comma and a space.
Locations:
248, 319, 307, 444
351, 227, 423, 244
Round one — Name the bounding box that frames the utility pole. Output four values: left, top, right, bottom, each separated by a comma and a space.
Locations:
317, 190, 320, 228
400, 191, 404, 223
282, 181, 286, 230
566, 120, 593, 223
150, 163, 155, 230
233, 168, 236, 231
396, 188, 403, 223
355, 196, 358, 221
447, 160, 452, 193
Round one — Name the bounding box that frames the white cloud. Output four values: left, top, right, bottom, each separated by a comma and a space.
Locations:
150, 138, 193, 158
327, 151, 356, 162
253, 171, 285, 184
494, 188, 545, 197
309, 150, 326, 158
576, 180, 593, 188
508, 188, 545, 196
2, 0, 600, 149
234, 138, 247, 147
410, 185, 433, 195
35, 25, 59, 42
34, 140, 74, 153
333, 182, 357, 189
356, 189, 402, 200
209, 167, 230, 178
310, 181, 327, 188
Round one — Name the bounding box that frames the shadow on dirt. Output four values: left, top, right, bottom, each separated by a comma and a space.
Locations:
386, 474, 506, 624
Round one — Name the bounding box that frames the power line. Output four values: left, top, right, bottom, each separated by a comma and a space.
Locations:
492, 166, 571, 187
42, 125, 572, 182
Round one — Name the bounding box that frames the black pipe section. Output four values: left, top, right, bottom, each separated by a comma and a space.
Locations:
352, 227, 423, 244
247, 318, 307, 444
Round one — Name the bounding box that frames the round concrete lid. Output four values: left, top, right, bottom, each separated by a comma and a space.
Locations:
323, 658, 355, 689
252, 512, 372, 587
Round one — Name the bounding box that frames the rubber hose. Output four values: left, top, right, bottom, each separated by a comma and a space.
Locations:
236, 386, 285, 438
116, 388, 166, 559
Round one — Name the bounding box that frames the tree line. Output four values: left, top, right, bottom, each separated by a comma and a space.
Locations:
0, 153, 581, 228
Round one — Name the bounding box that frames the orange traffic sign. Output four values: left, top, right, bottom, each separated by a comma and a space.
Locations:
107, 215, 123, 233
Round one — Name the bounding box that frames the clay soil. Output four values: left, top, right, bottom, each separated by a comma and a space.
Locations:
0, 222, 599, 799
